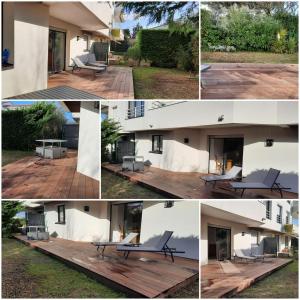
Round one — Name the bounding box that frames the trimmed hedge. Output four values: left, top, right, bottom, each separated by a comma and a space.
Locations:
2, 102, 65, 151
137, 29, 192, 67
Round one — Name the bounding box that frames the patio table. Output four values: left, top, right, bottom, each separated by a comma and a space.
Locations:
27, 225, 49, 240
36, 139, 67, 159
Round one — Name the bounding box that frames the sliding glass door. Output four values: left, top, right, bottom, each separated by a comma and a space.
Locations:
208, 226, 231, 261
48, 29, 66, 74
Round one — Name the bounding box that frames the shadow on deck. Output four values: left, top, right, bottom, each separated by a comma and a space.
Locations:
14, 235, 199, 298
102, 164, 297, 199
2, 151, 99, 199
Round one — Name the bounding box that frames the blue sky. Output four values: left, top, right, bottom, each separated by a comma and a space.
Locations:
10, 101, 76, 124
119, 2, 198, 32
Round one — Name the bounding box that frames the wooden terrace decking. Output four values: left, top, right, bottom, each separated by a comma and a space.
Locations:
14, 235, 199, 298
102, 164, 297, 199
48, 66, 134, 99
201, 63, 298, 99
201, 259, 293, 298
2, 151, 99, 199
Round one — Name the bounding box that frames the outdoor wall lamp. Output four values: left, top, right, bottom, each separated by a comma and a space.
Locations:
149, 124, 153, 128
184, 138, 189, 144
242, 232, 245, 236
218, 115, 224, 122
265, 139, 274, 147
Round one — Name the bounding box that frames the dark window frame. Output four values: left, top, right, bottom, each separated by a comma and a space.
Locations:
276, 205, 282, 224
266, 201, 272, 220
150, 135, 163, 154
56, 204, 66, 224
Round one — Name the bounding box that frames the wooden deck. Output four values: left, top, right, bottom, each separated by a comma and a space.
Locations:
102, 164, 297, 199
201, 259, 293, 298
14, 235, 199, 298
48, 66, 134, 99
2, 151, 99, 199
201, 63, 298, 99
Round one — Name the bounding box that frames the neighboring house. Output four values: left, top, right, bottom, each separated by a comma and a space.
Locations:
201, 200, 298, 265
103, 101, 299, 193
61, 101, 99, 180
25, 200, 199, 260
2, 1, 122, 98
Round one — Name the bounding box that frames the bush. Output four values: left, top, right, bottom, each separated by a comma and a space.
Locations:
2, 102, 65, 151
175, 45, 193, 71
126, 45, 141, 61
137, 29, 192, 68
201, 6, 298, 53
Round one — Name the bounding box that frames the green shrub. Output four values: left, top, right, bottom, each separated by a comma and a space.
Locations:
126, 45, 141, 61
286, 37, 297, 54
175, 45, 193, 71
137, 29, 192, 68
2, 102, 65, 151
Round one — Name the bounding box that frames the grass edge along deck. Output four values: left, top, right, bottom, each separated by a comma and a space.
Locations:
14, 236, 199, 298
202, 259, 293, 298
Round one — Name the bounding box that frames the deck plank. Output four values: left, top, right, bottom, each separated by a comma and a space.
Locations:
14, 235, 199, 298
2, 152, 99, 199
201, 63, 298, 99
102, 164, 297, 199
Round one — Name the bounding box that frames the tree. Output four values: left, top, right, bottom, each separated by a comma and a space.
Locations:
2, 201, 24, 237
131, 23, 143, 38
101, 119, 122, 162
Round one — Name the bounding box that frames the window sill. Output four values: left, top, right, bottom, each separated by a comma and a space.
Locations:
2, 64, 14, 71
55, 222, 66, 225
149, 151, 163, 154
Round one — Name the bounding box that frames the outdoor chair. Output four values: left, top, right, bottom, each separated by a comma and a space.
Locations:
86, 53, 107, 69
122, 156, 145, 172
201, 166, 242, 186
91, 232, 138, 256
116, 230, 185, 262
72, 57, 106, 79
230, 168, 290, 198
234, 249, 258, 263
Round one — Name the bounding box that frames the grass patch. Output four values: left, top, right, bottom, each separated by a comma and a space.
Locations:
2, 150, 33, 166
101, 168, 165, 199
234, 260, 298, 298
2, 238, 125, 298
132, 66, 199, 99
202, 51, 298, 64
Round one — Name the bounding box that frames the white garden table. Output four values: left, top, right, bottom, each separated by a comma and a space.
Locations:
36, 139, 67, 159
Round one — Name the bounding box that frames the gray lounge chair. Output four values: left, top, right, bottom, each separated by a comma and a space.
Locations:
86, 53, 107, 69
234, 249, 257, 262
230, 168, 290, 198
117, 231, 185, 262
92, 232, 138, 255
201, 166, 242, 186
72, 57, 106, 78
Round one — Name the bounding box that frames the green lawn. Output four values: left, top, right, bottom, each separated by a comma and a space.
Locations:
2, 150, 34, 166
101, 168, 165, 199
2, 238, 125, 298
132, 67, 199, 99
202, 51, 298, 64
234, 260, 298, 298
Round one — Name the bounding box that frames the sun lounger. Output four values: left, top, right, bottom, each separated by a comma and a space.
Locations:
72, 57, 106, 78
234, 249, 257, 262
117, 231, 185, 262
230, 168, 290, 198
201, 166, 242, 186
92, 232, 138, 255
86, 53, 107, 69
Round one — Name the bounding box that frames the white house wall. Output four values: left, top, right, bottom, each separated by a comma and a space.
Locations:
77, 102, 99, 180
134, 125, 298, 192
108, 101, 298, 132
44, 201, 110, 242
2, 2, 49, 98
140, 201, 199, 260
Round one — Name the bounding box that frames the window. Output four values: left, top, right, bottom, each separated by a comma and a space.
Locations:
57, 205, 65, 224
266, 201, 272, 220
286, 211, 290, 224
151, 135, 163, 154
276, 205, 282, 224
128, 101, 144, 119
285, 236, 289, 247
